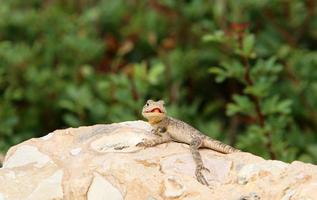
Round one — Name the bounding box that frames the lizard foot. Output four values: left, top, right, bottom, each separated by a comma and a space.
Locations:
136, 139, 154, 147
195, 165, 210, 186
198, 165, 210, 173
114, 145, 129, 150
151, 129, 161, 136
151, 127, 166, 136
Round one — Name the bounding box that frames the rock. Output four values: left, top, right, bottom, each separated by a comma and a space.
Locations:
26, 170, 64, 200
3, 145, 52, 168
0, 120, 317, 200
163, 176, 186, 198
87, 172, 123, 200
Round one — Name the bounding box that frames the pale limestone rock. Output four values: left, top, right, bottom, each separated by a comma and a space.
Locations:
281, 189, 296, 200
87, 173, 123, 200
163, 176, 185, 198
3, 145, 52, 168
0, 120, 316, 200
26, 170, 63, 200
4, 170, 15, 179
70, 147, 82, 156
237, 160, 288, 184
40, 132, 55, 140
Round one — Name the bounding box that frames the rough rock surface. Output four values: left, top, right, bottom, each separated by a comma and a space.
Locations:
0, 121, 317, 200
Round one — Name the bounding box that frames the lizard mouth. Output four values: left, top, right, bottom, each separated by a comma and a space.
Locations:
146, 108, 163, 113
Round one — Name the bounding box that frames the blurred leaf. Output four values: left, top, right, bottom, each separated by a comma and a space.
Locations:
209, 67, 226, 83
148, 61, 165, 85
226, 95, 254, 116
202, 31, 225, 43
244, 81, 270, 97
63, 114, 80, 127
242, 34, 255, 56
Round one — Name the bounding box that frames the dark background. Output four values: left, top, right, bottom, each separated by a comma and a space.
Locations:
0, 0, 316, 163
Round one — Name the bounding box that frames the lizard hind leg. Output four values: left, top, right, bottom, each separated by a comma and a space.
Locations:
190, 137, 210, 186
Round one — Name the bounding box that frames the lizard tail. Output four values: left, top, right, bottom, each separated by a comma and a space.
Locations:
202, 138, 241, 154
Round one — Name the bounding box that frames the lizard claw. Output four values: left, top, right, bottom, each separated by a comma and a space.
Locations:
151, 129, 161, 136
136, 142, 146, 147
197, 165, 210, 173
136, 139, 153, 147
195, 165, 210, 186
195, 169, 209, 186
151, 127, 167, 136
202, 166, 210, 173
114, 145, 129, 150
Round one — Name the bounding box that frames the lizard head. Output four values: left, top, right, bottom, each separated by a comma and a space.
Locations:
142, 99, 166, 123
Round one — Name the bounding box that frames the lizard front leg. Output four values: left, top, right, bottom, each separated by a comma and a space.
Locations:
151, 126, 167, 137
136, 134, 172, 147
190, 137, 210, 186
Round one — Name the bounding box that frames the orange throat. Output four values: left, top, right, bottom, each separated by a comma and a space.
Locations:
148, 118, 163, 125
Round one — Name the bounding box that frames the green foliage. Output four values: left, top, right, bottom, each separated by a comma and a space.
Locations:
205, 0, 316, 161
0, 0, 316, 163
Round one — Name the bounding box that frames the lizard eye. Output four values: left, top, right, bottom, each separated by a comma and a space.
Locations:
146, 103, 149, 106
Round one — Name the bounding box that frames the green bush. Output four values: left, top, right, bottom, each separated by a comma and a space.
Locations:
0, 0, 316, 163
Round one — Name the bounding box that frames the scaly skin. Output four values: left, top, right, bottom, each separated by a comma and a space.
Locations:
137, 99, 241, 186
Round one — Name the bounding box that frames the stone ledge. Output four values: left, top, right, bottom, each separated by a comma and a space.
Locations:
0, 121, 316, 200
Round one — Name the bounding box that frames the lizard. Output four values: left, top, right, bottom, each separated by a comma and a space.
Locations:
137, 99, 241, 186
